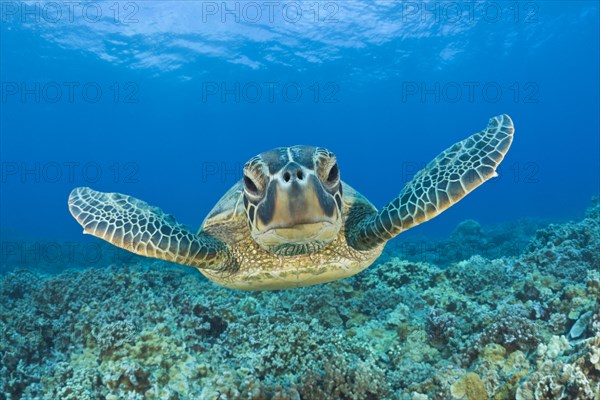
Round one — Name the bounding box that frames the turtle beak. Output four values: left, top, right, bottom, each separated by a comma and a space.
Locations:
255, 167, 339, 239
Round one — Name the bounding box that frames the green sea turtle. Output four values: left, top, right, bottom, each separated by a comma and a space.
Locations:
69, 114, 514, 290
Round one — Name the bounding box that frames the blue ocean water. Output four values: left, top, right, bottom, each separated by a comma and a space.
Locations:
2, 2, 600, 399
1, 1, 598, 247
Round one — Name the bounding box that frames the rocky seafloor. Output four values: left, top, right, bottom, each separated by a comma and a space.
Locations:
1, 199, 599, 400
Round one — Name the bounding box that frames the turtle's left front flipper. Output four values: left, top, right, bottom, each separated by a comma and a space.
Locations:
68, 187, 235, 271
347, 114, 514, 251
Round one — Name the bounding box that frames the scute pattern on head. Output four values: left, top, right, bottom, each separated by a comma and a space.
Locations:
253, 145, 317, 175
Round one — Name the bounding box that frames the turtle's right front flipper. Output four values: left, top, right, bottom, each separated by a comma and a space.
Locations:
346, 114, 514, 251
68, 187, 234, 271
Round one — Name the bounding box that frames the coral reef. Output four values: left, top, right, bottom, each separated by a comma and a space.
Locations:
1, 198, 598, 399
450, 372, 488, 400
385, 216, 552, 267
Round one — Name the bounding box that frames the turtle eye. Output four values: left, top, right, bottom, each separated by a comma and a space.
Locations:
326, 163, 339, 184
244, 175, 260, 195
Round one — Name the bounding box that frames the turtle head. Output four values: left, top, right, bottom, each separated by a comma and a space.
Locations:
242, 145, 343, 256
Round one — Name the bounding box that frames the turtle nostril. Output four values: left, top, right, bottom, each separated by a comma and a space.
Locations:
283, 172, 291, 182
296, 170, 303, 180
